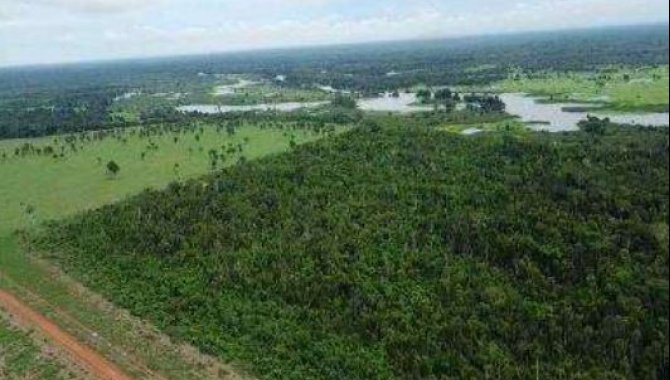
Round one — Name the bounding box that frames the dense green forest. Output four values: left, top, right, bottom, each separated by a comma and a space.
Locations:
32, 122, 669, 379
1, 24, 667, 139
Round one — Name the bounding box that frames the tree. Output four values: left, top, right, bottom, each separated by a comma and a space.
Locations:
106, 160, 120, 177
464, 94, 506, 113
444, 99, 457, 113
332, 95, 358, 109
434, 88, 453, 100
578, 116, 609, 136
416, 89, 432, 104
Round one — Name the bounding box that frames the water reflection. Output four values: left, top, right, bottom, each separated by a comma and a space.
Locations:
357, 93, 434, 113
177, 102, 328, 114
500, 93, 669, 132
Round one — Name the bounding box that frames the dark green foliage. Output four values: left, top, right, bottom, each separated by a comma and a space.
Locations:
275, 24, 668, 92
106, 160, 120, 177
429, 89, 460, 112
0, 87, 123, 139
579, 115, 612, 135
331, 95, 358, 109
35, 125, 669, 379
434, 88, 453, 100
416, 89, 432, 103
464, 94, 506, 113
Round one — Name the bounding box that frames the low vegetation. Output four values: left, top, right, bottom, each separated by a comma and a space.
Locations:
0, 313, 75, 380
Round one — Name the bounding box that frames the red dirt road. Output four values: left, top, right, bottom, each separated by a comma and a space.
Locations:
0, 289, 132, 380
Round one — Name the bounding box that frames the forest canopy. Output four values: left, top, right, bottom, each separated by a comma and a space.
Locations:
33, 123, 669, 379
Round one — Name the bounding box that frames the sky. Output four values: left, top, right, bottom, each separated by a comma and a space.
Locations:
0, 0, 668, 67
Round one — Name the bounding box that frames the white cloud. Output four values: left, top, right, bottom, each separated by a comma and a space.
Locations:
0, 0, 667, 66
18, 0, 165, 14
0, 2, 18, 21
113, 0, 666, 52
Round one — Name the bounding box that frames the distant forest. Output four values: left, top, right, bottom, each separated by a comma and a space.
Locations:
0, 23, 668, 139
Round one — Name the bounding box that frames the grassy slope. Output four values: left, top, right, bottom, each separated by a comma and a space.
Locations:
32, 125, 669, 379
0, 122, 340, 234
495, 66, 669, 112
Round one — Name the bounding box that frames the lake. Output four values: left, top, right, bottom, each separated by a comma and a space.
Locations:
213, 79, 260, 96
177, 101, 328, 114
500, 93, 670, 132
316, 85, 351, 94
357, 93, 434, 113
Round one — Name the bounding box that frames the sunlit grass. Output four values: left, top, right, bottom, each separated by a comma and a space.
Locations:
495, 66, 669, 112
0, 122, 344, 235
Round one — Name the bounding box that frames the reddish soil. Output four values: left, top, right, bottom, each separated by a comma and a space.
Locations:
0, 289, 132, 380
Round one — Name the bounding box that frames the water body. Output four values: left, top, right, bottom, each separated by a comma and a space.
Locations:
213, 79, 259, 96
152, 92, 186, 100
500, 93, 669, 132
177, 101, 328, 114
357, 93, 434, 113
316, 88, 433, 113
316, 85, 351, 94
113, 92, 140, 102
461, 128, 483, 135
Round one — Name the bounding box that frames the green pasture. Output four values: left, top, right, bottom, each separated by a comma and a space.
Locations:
0, 122, 341, 235
495, 66, 669, 112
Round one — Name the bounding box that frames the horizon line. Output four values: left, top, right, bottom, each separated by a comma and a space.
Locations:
1, 21, 668, 71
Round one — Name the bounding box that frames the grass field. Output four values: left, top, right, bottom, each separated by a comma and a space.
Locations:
0, 311, 75, 380
494, 66, 669, 112
0, 122, 342, 234
0, 121, 345, 379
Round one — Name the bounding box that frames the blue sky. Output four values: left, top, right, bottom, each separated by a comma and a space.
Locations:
0, 0, 668, 67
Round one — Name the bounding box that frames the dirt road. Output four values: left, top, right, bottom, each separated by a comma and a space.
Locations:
0, 289, 132, 380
